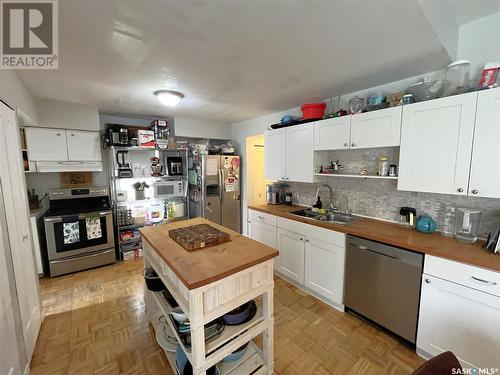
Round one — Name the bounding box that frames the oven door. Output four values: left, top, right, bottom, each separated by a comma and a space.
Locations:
44, 211, 114, 260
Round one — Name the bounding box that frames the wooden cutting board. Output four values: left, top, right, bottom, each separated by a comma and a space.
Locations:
169, 223, 231, 251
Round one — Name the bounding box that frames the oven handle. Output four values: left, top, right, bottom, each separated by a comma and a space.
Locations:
45, 211, 112, 223
50, 249, 114, 264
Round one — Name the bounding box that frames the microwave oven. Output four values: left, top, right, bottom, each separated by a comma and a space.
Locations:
152, 180, 185, 199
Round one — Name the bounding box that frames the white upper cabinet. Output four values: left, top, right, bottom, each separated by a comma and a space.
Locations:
468, 88, 500, 198
398, 92, 477, 195
66, 130, 102, 161
264, 128, 286, 180
25, 127, 68, 161
265, 124, 314, 182
314, 116, 351, 150
286, 123, 314, 182
350, 106, 402, 148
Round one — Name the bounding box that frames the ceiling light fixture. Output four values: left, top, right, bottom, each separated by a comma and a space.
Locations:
154, 90, 184, 107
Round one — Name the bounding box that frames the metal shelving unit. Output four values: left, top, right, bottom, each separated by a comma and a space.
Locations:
107, 146, 190, 259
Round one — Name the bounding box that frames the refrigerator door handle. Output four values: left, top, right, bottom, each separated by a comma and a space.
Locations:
219, 168, 224, 202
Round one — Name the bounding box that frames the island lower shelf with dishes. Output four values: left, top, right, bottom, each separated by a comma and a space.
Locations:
142, 226, 276, 375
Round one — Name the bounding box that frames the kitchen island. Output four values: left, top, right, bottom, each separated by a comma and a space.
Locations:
140, 218, 279, 375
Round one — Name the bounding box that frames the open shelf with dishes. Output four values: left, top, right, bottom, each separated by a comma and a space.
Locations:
143, 246, 272, 375
315, 173, 398, 180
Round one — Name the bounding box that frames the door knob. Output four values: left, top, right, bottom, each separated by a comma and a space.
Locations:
471, 190, 478, 194
457, 188, 464, 192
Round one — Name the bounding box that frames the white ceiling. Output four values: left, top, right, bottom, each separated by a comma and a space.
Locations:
16, 0, 498, 123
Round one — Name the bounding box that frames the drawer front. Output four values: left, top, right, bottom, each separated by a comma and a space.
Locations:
248, 209, 277, 226
277, 217, 345, 247
424, 255, 500, 297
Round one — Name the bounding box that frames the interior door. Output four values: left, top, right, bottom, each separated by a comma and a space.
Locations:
468, 87, 500, 198
0, 104, 41, 362
66, 130, 102, 161
276, 228, 305, 283
0, 183, 26, 375
25, 127, 68, 161
203, 155, 221, 225
221, 155, 241, 232
264, 129, 286, 180
286, 123, 314, 182
398, 92, 477, 195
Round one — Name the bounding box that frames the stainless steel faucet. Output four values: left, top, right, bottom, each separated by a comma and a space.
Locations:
314, 184, 335, 211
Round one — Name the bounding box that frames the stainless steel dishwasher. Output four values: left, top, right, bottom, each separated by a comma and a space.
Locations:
344, 235, 424, 343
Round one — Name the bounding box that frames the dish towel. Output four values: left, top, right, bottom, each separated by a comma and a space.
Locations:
85, 213, 102, 240
63, 222, 80, 244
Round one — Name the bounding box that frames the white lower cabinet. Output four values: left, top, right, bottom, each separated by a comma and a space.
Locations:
276, 228, 305, 284
304, 237, 345, 306
248, 220, 277, 249
417, 256, 500, 368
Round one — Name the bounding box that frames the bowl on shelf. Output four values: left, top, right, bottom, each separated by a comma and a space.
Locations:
170, 306, 187, 323
143, 267, 166, 292
223, 342, 249, 362
405, 80, 444, 102
176, 345, 219, 375
221, 300, 257, 325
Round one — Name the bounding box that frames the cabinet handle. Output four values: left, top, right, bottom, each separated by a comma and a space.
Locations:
457, 188, 464, 193
258, 215, 264, 220
471, 190, 478, 194
299, 238, 304, 241
305, 239, 309, 242
343, 143, 348, 147
351, 143, 356, 147
470, 276, 497, 285
424, 278, 431, 284
56, 133, 61, 136
71, 133, 75, 136
22, 234, 29, 242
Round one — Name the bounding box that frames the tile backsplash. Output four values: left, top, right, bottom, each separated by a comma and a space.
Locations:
287, 178, 500, 237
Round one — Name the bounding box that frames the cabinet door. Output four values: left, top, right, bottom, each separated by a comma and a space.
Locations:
468, 88, 500, 198
0, 106, 41, 363
286, 123, 314, 182
276, 228, 305, 284
248, 220, 277, 249
264, 129, 286, 180
350, 106, 401, 148
314, 117, 351, 150
25, 127, 68, 161
304, 237, 345, 305
398, 92, 477, 195
417, 275, 500, 368
66, 130, 102, 161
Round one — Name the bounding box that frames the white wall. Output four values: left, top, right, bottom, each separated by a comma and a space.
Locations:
457, 11, 500, 80
0, 71, 39, 123
175, 117, 230, 139
36, 98, 99, 130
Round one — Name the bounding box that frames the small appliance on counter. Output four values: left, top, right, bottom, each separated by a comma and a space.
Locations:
116, 150, 133, 178
285, 191, 293, 205
152, 180, 186, 199
266, 183, 285, 205
399, 207, 416, 227
150, 157, 163, 177
106, 126, 129, 146
454, 208, 482, 244
166, 157, 183, 176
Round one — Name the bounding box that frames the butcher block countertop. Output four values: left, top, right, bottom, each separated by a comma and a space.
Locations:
249, 204, 500, 272
140, 217, 279, 290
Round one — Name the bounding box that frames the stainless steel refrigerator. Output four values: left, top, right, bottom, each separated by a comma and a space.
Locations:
188, 154, 241, 232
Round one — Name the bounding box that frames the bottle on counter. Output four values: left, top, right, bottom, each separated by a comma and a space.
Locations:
313, 196, 322, 209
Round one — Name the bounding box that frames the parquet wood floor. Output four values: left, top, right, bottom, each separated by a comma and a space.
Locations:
31, 259, 423, 374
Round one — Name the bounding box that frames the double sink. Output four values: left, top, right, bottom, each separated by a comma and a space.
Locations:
289, 208, 358, 225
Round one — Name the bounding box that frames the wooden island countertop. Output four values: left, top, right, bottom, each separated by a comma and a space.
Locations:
249, 204, 500, 272
140, 217, 279, 290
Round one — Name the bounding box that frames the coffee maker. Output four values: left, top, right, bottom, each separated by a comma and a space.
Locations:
107, 126, 129, 146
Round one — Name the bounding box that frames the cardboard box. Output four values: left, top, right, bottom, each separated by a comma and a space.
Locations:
60, 172, 93, 188
137, 130, 155, 148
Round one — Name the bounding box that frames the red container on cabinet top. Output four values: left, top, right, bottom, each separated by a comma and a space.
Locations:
301, 103, 326, 120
